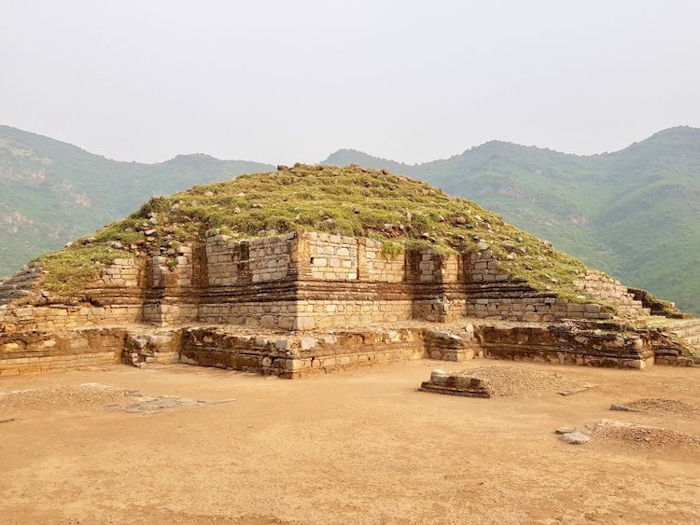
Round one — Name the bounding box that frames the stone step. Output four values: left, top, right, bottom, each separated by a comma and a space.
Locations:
668, 318, 700, 340
0, 267, 43, 306
615, 305, 650, 317
667, 318, 700, 330
671, 326, 700, 338
681, 334, 700, 346
664, 317, 700, 354
0, 281, 34, 291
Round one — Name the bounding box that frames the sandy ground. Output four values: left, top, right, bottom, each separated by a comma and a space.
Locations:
0, 359, 699, 525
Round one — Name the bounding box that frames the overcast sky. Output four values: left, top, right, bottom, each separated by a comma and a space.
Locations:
1, 0, 699, 165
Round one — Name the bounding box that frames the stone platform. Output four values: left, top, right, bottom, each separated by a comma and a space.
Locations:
2, 318, 690, 378
1, 231, 695, 378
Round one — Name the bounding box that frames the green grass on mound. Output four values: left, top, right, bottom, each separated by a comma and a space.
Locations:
36, 164, 595, 303
38, 246, 131, 293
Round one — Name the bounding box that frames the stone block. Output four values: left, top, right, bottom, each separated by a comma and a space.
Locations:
260, 315, 276, 329
293, 317, 316, 331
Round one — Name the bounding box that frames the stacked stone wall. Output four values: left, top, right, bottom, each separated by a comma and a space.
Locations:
362, 239, 405, 282
150, 245, 194, 289
466, 294, 608, 322
206, 232, 244, 286
462, 247, 612, 322
198, 233, 463, 330
0, 231, 657, 337
0, 303, 143, 332
143, 245, 198, 326
412, 297, 468, 323
180, 326, 476, 378
143, 303, 199, 326
97, 258, 141, 288
124, 330, 182, 367
206, 232, 297, 286
305, 233, 359, 281
296, 299, 414, 329
1, 320, 676, 377
463, 247, 510, 283
0, 263, 43, 306
249, 236, 296, 283
131, 234, 633, 329
574, 271, 649, 317
408, 251, 463, 322
414, 251, 459, 283
0, 328, 125, 376
0, 257, 148, 332
290, 329, 426, 376
422, 328, 477, 361
198, 298, 300, 330
478, 324, 654, 369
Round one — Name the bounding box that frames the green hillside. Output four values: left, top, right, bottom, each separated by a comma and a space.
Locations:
0, 125, 273, 276
323, 127, 700, 314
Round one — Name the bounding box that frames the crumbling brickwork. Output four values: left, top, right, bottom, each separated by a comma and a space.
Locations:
574, 271, 650, 317
0, 328, 125, 376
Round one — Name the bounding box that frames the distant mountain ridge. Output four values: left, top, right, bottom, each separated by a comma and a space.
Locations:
323, 127, 700, 314
0, 125, 274, 277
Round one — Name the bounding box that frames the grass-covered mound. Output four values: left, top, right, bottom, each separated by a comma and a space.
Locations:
37, 164, 598, 301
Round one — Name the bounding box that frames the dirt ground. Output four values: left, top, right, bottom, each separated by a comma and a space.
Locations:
0, 359, 699, 524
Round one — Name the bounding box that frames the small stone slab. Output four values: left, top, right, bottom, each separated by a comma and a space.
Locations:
419, 383, 492, 398
419, 369, 492, 398
610, 403, 633, 412
557, 383, 595, 396
560, 431, 590, 444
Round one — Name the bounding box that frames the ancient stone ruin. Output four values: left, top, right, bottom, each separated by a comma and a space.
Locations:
420, 369, 493, 398
1, 164, 697, 377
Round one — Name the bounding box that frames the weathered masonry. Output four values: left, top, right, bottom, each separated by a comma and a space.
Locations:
0, 231, 650, 332
1, 231, 696, 377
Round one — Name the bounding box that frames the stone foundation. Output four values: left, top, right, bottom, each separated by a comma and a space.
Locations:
0, 328, 125, 376
179, 325, 482, 378
123, 330, 182, 367
4, 231, 652, 334
1, 230, 685, 378
3, 319, 685, 378
477, 324, 654, 369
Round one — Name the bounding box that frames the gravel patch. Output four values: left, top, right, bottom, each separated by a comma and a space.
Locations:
108, 395, 235, 414
0, 384, 234, 415
626, 398, 699, 417
591, 419, 700, 450
0, 383, 132, 411
454, 365, 591, 398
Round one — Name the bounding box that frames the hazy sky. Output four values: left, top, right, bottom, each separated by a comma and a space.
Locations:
1, 0, 699, 165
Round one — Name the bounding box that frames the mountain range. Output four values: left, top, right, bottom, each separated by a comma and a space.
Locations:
1, 124, 698, 314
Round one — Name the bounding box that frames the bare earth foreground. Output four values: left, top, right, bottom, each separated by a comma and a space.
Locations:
1, 361, 699, 524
